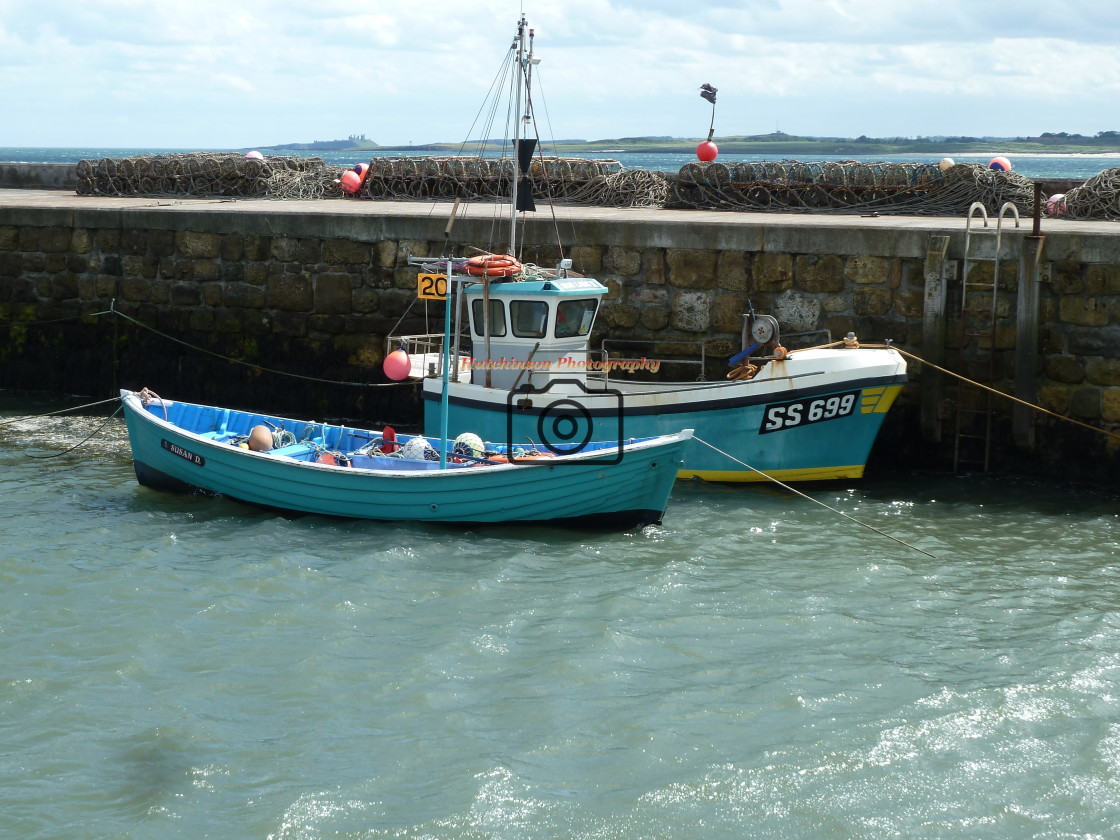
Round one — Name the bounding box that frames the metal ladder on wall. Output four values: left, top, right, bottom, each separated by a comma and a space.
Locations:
953, 201, 1021, 471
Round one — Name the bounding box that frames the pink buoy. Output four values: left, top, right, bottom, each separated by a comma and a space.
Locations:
989, 156, 1012, 171
1046, 193, 1067, 216
696, 140, 718, 162
383, 348, 411, 380
245, 150, 264, 160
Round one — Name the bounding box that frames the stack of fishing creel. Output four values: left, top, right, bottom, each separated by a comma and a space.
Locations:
669, 160, 1036, 216
75, 153, 332, 198
1059, 169, 1120, 220
354, 155, 669, 208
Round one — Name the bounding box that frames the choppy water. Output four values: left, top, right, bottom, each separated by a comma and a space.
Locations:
3, 392, 1120, 839
1, 147, 1117, 181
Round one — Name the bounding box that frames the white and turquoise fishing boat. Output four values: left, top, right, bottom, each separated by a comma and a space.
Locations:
403, 14, 907, 483
414, 273, 906, 483
120, 388, 691, 527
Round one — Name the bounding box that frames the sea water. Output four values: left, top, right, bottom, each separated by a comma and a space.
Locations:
3, 392, 1120, 839
1, 147, 1116, 181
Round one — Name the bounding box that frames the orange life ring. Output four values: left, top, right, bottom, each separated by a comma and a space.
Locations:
465, 254, 522, 277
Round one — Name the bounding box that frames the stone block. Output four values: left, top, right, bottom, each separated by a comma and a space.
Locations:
1086, 357, 1120, 386
193, 261, 221, 282
223, 283, 266, 309
376, 240, 398, 269
49, 274, 79, 300
639, 306, 670, 331
642, 249, 667, 285
1070, 386, 1102, 420
244, 235, 270, 261
1045, 355, 1085, 383
0, 253, 23, 277
201, 284, 224, 307
1059, 297, 1109, 327
600, 302, 640, 329
71, 229, 92, 254
1085, 263, 1120, 295
150, 230, 176, 258
712, 292, 749, 334
845, 255, 892, 285
220, 235, 243, 262
1034, 387, 1070, 416
671, 290, 711, 332
314, 272, 353, 315
352, 288, 381, 314
326, 239, 373, 265
717, 251, 749, 291
122, 254, 158, 280
267, 275, 313, 311
1050, 260, 1082, 294
604, 246, 641, 276
570, 245, 601, 274
753, 253, 793, 291
270, 237, 300, 262
1103, 388, 1120, 423
795, 254, 844, 293
0, 226, 16, 250
854, 287, 891, 317
120, 277, 151, 302
772, 289, 821, 332
667, 249, 717, 289
177, 231, 221, 259
170, 283, 202, 306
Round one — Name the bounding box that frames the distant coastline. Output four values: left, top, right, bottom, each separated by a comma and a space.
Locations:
259, 131, 1120, 157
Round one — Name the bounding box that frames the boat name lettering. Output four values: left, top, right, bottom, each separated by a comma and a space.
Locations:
760, 391, 859, 434
161, 438, 205, 466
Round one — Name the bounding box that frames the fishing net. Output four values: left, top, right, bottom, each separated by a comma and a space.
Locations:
75, 153, 332, 198
1059, 169, 1120, 219
72, 153, 669, 208
72, 153, 1099, 219
669, 160, 1037, 216
356, 155, 668, 208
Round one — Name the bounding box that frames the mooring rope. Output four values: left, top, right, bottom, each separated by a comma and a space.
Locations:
857, 343, 1120, 444
2, 399, 125, 459
0, 395, 122, 428
692, 435, 937, 559
15, 304, 418, 390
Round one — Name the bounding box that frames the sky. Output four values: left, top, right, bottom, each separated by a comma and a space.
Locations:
2, 0, 1120, 149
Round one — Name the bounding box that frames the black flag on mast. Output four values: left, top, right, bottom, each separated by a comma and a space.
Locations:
513, 138, 537, 212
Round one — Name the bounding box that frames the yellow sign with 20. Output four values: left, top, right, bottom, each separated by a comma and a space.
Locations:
416, 274, 447, 301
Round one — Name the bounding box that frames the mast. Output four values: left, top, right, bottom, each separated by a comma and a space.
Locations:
510, 14, 535, 256
510, 16, 524, 256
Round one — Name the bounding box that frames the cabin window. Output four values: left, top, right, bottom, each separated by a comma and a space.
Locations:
555, 299, 598, 338
471, 299, 507, 337
510, 300, 549, 338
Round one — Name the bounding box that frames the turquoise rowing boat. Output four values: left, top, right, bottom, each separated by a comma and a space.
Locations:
120, 389, 691, 527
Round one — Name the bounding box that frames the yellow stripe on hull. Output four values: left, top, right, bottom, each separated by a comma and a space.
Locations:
860, 384, 904, 414
678, 464, 867, 483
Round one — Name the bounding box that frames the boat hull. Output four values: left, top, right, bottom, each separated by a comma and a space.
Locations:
121, 391, 689, 526
422, 348, 906, 482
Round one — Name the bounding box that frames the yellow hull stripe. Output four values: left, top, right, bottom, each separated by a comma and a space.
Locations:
860, 384, 904, 414
678, 464, 867, 483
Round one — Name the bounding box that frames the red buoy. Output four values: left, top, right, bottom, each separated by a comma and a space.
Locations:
696, 140, 718, 162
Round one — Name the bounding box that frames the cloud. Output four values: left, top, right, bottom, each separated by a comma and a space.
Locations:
1, 0, 1118, 147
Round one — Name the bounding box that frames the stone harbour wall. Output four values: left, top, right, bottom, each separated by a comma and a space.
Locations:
2, 194, 1120, 478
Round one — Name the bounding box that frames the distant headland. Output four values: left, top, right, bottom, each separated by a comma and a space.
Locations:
258, 131, 1120, 156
